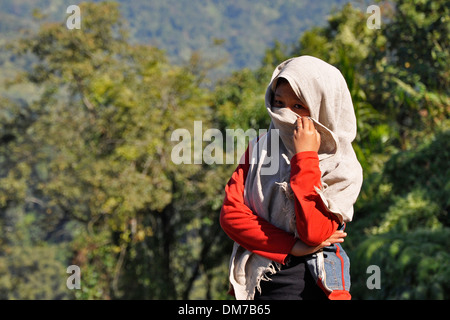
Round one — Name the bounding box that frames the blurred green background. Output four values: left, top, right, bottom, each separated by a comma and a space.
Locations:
0, 0, 448, 299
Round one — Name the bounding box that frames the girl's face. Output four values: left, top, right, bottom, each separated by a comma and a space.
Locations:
272, 80, 311, 118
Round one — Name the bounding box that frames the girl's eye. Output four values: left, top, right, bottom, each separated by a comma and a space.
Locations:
294, 104, 305, 109
274, 100, 284, 107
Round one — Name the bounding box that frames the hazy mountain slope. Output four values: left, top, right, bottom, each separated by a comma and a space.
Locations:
0, 0, 358, 71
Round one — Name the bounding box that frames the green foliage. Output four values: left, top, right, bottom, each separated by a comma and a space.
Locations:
347, 130, 450, 300
213, 68, 269, 131
384, 0, 449, 91
0, 244, 70, 299
351, 229, 450, 299
384, 130, 450, 226
369, 189, 442, 235
1, 1, 228, 299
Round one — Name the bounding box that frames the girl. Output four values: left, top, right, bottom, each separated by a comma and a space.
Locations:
220, 56, 363, 300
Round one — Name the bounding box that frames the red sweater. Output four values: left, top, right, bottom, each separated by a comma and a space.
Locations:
220, 149, 339, 265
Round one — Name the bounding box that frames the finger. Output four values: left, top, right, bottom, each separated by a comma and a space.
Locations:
329, 237, 345, 244
328, 232, 346, 242
308, 117, 317, 132
294, 117, 302, 131
332, 231, 347, 239
303, 116, 313, 131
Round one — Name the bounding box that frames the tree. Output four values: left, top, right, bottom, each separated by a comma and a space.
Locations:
4, 1, 228, 299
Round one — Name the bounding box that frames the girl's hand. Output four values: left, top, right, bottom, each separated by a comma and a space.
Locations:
289, 230, 347, 257
293, 116, 321, 153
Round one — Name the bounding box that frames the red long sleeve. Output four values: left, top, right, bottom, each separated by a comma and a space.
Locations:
290, 151, 340, 246
219, 147, 296, 264
220, 148, 340, 264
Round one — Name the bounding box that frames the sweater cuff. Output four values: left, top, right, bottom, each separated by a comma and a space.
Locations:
291, 151, 319, 162
253, 235, 296, 265
290, 151, 319, 177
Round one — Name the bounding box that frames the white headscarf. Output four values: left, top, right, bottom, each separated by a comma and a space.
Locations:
228, 56, 363, 299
